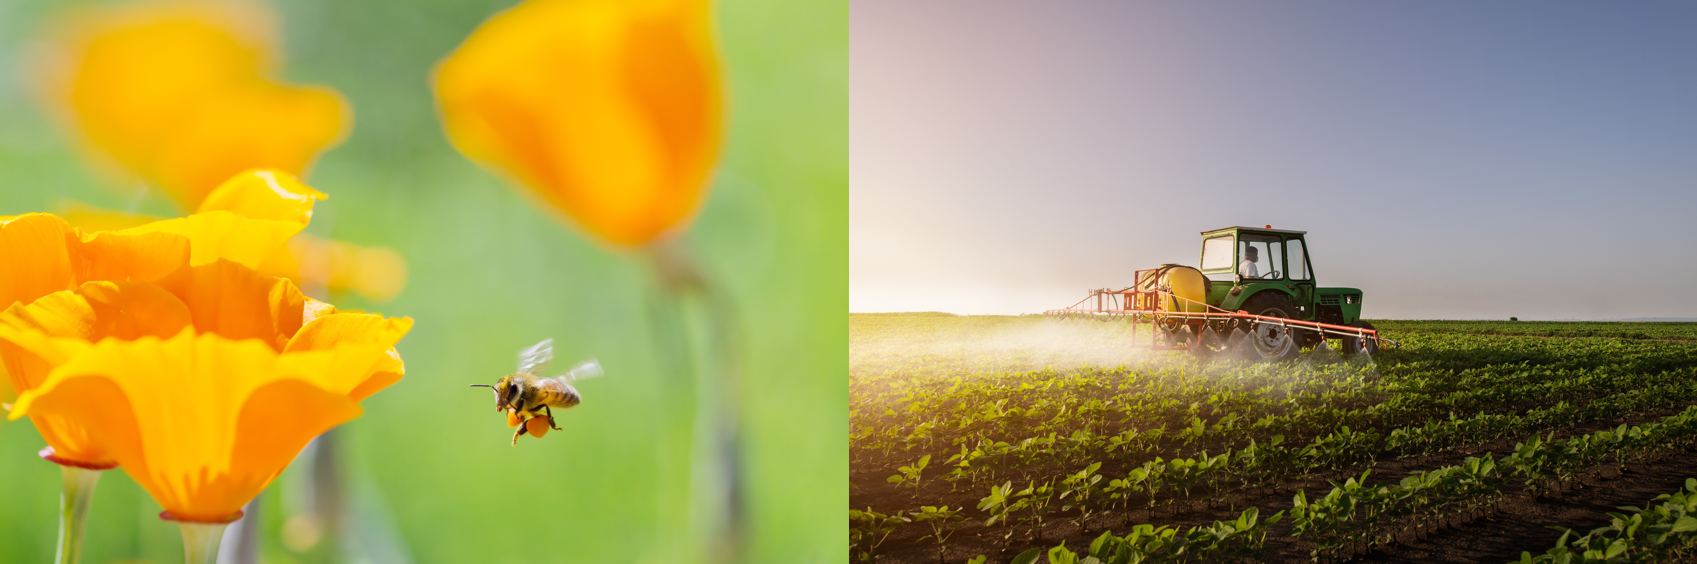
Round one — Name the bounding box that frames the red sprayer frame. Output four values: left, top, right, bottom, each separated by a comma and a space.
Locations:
1044, 268, 1399, 351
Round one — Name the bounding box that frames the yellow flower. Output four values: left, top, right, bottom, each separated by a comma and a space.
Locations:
3, 261, 411, 521
0, 169, 331, 465
33, 0, 348, 212
433, 0, 723, 247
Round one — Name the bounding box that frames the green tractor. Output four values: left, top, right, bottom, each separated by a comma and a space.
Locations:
1192, 225, 1378, 358
1050, 225, 1388, 360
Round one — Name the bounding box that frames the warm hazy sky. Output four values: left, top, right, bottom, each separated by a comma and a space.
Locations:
852, 1, 1697, 319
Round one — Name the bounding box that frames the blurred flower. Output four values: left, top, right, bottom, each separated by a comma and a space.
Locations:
32, 0, 404, 303
4, 262, 412, 522
32, 0, 348, 212
433, 0, 723, 247
258, 234, 409, 304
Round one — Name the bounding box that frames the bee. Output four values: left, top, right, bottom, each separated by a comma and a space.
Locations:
469, 338, 604, 445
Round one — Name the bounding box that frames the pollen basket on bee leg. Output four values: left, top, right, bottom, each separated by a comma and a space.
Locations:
506, 410, 522, 428
526, 417, 549, 438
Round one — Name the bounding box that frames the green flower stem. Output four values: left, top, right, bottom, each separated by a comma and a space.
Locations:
177, 522, 230, 564
55, 465, 103, 564
647, 241, 747, 564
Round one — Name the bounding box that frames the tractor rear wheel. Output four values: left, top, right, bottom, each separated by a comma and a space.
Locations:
1341, 321, 1380, 356
1240, 292, 1301, 361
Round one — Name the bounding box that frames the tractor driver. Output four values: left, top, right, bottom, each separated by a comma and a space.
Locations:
1239, 246, 1263, 279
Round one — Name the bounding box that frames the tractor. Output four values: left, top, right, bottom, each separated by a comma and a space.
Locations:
1047, 225, 1391, 360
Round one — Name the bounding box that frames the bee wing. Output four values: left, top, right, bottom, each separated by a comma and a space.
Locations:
557, 358, 604, 385
516, 338, 554, 375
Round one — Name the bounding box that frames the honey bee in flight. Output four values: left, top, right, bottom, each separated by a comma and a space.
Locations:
469, 338, 604, 445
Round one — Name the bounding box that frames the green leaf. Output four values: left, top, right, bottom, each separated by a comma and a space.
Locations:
1009, 547, 1044, 564
1048, 542, 1079, 564
1670, 515, 1697, 534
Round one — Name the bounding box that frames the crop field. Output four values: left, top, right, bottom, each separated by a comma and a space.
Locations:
850, 313, 1697, 563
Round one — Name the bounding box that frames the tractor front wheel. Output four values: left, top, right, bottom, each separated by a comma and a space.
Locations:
1240, 292, 1301, 361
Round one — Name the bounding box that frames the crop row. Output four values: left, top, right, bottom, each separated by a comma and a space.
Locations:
1372, 320, 1697, 342
857, 334, 1697, 480
883, 364, 1697, 514
1289, 404, 1697, 561
1013, 404, 1697, 563
1517, 478, 1697, 563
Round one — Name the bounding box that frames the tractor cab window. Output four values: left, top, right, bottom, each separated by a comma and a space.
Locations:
1200, 236, 1234, 271
1286, 239, 1311, 280
1238, 235, 1285, 280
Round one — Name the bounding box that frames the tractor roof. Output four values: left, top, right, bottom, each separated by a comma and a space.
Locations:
1202, 226, 1308, 237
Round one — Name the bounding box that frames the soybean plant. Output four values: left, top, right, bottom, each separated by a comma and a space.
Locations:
910, 505, 964, 562
1059, 462, 1105, 527
887, 454, 930, 489
849, 507, 909, 562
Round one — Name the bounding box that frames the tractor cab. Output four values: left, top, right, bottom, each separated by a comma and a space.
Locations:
1196, 226, 1364, 329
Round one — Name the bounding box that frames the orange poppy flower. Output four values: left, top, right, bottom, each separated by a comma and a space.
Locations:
32, 0, 349, 212
0, 169, 333, 466
3, 261, 411, 520
433, 0, 723, 247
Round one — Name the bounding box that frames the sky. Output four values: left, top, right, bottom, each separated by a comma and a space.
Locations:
851, 1, 1697, 320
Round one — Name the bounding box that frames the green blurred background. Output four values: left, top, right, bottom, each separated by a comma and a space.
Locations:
0, 0, 845, 563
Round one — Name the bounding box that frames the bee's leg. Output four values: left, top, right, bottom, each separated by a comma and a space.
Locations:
543, 405, 561, 430
510, 419, 527, 446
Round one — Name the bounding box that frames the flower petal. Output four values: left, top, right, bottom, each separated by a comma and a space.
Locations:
114, 170, 326, 268
433, 0, 722, 246
0, 214, 77, 308
284, 313, 413, 401
79, 281, 196, 340
152, 86, 347, 209
11, 330, 362, 520
0, 283, 154, 465
73, 231, 191, 284
0, 282, 191, 391
16, 380, 133, 469
227, 378, 361, 508
152, 261, 305, 350
55, 199, 164, 231
196, 169, 328, 225
0, 332, 104, 464
283, 312, 411, 352
118, 211, 302, 269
